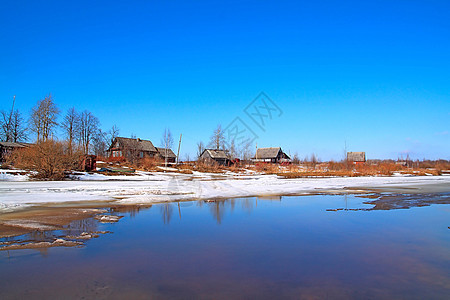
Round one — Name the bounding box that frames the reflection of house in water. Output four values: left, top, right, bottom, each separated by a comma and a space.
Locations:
256, 196, 282, 201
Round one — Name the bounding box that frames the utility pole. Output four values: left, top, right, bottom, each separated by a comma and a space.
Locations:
176, 133, 182, 165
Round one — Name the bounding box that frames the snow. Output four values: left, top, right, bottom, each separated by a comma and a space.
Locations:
1, 171, 449, 212
0, 170, 30, 181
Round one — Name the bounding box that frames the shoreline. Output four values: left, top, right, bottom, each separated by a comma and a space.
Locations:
1, 174, 449, 245
1, 173, 450, 212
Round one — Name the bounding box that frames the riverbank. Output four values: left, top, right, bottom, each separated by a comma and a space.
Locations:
1, 172, 450, 213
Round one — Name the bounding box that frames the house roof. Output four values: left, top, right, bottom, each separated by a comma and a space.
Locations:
0, 141, 29, 148
201, 149, 229, 159
111, 137, 157, 153
254, 147, 288, 159
347, 152, 366, 162
156, 147, 176, 158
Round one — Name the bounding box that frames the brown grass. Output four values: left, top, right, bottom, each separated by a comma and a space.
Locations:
276, 161, 443, 178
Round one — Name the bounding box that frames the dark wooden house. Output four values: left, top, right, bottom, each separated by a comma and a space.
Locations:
347, 152, 366, 164
0, 141, 29, 163
199, 149, 232, 166
156, 147, 177, 164
107, 137, 157, 160
252, 147, 290, 163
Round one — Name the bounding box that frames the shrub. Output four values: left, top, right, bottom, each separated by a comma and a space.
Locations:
6, 140, 82, 180
139, 157, 163, 171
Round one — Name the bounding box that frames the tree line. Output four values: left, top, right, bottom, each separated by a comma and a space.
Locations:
196, 124, 255, 161
0, 94, 119, 156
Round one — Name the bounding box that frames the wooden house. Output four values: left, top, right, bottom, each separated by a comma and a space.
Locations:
107, 137, 157, 160
199, 149, 232, 166
252, 147, 290, 163
347, 152, 366, 164
0, 141, 29, 163
156, 147, 177, 163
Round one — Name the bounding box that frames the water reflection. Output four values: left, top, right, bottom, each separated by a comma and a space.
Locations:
326, 192, 450, 211
1, 194, 449, 299
160, 203, 174, 224
111, 205, 151, 218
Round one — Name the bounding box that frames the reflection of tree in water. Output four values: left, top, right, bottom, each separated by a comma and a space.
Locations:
64, 218, 98, 235
160, 203, 174, 224
241, 198, 254, 213
208, 198, 254, 224
210, 200, 226, 224
26, 230, 55, 242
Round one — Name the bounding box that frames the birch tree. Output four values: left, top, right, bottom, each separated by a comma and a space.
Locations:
161, 128, 174, 167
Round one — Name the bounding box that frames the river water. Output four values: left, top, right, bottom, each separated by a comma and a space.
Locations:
1, 194, 449, 299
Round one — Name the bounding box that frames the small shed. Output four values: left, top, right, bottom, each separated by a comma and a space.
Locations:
347, 152, 366, 164
199, 149, 232, 166
252, 147, 290, 163
156, 147, 177, 163
80, 155, 97, 172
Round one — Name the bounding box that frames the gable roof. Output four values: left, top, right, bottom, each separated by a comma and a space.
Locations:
201, 149, 229, 159
111, 137, 157, 153
255, 147, 285, 159
254, 147, 290, 160
347, 152, 366, 162
0, 141, 29, 148
156, 147, 176, 158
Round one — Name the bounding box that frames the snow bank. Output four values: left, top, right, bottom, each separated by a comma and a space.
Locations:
0, 171, 29, 181
1, 172, 449, 212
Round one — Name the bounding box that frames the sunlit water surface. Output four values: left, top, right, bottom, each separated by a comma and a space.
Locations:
1, 194, 449, 299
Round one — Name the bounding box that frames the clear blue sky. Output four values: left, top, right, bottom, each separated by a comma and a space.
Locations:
1, 0, 449, 160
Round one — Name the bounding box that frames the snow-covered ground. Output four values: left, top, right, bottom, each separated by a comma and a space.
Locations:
1, 170, 449, 212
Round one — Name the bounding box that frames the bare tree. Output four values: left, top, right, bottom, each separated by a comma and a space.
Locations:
107, 125, 120, 146
292, 152, 300, 164
78, 110, 99, 154
10, 110, 28, 142
92, 129, 108, 157
239, 140, 254, 162
209, 124, 225, 150
229, 139, 236, 159
29, 94, 59, 142
1, 109, 27, 142
310, 153, 319, 169
161, 128, 174, 167
61, 107, 79, 154
196, 141, 205, 159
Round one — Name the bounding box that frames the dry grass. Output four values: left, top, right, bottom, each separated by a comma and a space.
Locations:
276, 161, 443, 178
138, 157, 163, 171
194, 161, 225, 173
